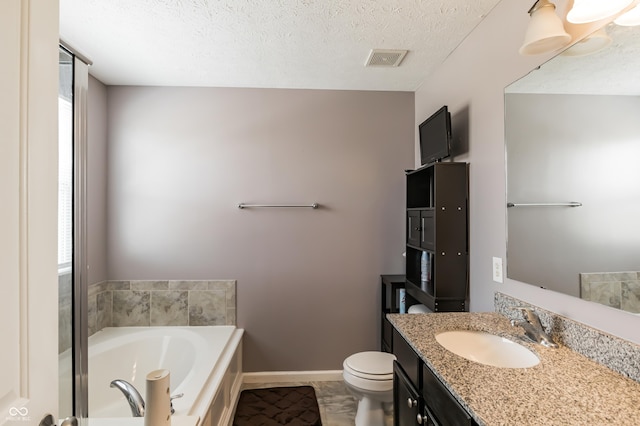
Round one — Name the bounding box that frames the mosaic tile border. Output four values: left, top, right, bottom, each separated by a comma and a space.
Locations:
495, 292, 640, 383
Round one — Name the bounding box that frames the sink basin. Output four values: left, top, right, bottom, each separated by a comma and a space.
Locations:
435, 330, 539, 368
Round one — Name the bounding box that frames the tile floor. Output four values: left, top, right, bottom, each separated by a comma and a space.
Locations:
238, 380, 393, 425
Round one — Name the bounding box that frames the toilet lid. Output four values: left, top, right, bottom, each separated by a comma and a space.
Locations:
344, 351, 396, 376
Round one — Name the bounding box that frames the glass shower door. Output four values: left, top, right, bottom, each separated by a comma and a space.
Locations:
58, 43, 90, 422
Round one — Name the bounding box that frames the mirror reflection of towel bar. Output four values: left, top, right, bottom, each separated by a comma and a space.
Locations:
507, 202, 582, 208
238, 203, 319, 209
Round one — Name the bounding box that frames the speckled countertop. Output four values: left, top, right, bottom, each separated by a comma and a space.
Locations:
387, 312, 640, 426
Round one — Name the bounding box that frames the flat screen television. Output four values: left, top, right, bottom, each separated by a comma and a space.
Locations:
419, 105, 452, 165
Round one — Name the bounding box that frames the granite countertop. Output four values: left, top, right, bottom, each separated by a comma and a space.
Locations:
387, 312, 640, 426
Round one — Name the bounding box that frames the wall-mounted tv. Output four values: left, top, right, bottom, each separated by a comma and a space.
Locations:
419, 106, 452, 166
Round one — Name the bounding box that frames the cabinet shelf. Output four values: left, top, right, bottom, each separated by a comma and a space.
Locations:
380, 274, 414, 353
405, 162, 468, 312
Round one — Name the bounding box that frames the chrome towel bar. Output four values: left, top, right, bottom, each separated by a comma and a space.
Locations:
507, 202, 582, 208
238, 203, 319, 209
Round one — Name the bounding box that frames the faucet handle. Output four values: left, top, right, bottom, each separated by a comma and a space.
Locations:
508, 306, 539, 322
170, 393, 184, 415
508, 306, 558, 348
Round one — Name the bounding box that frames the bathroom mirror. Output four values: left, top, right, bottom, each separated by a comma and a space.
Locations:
505, 23, 640, 314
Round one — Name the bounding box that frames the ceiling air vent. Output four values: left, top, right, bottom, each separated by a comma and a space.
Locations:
365, 49, 408, 67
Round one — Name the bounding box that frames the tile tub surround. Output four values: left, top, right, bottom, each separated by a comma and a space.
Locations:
88, 280, 236, 335
495, 292, 640, 382
387, 312, 640, 426
579, 271, 640, 313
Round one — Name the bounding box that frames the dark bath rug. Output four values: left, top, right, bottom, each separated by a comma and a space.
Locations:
233, 385, 322, 426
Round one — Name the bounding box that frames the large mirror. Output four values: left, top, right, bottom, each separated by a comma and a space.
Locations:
505, 23, 640, 314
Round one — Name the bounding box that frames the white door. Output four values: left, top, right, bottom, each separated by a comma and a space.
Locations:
0, 1, 60, 424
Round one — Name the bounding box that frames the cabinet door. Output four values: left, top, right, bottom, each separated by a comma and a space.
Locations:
394, 361, 421, 426
420, 210, 435, 250
422, 364, 474, 426
407, 211, 421, 247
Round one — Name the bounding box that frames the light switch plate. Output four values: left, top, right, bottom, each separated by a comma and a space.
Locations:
492, 257, 503, 283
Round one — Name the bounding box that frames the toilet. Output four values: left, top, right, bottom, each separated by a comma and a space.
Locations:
343, 351, 396, 426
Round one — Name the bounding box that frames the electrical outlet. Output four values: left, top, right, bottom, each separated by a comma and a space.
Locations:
492, 257, 503, 283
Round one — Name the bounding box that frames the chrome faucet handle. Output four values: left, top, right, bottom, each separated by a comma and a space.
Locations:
508, 306, 558, 348
170, 392, 184, 415
510, 306, 542, 325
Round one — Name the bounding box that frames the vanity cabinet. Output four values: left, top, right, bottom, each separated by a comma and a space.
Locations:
405, 162, 468, 312
393, 328, 477, 426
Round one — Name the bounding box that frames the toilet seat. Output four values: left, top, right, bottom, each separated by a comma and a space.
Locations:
343, 351, 395, 381
342, 351, 396, 426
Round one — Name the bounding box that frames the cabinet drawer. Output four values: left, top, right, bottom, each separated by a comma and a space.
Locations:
422, 364, 473, 426
392, 328, 421, 386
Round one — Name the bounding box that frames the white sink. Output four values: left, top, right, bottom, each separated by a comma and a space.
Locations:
435, 330, 540, 368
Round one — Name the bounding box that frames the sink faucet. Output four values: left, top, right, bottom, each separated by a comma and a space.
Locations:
110, 379, 145, 417
510, 307, 558, 348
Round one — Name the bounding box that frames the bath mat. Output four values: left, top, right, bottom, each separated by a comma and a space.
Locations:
233, 385, 322, 426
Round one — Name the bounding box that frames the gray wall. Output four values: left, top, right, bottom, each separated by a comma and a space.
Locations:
106, 87, 414, 371
415, 0, 640, 344
88, 75, 108, 285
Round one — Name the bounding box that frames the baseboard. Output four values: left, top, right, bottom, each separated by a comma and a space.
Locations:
242, 370, 343, 384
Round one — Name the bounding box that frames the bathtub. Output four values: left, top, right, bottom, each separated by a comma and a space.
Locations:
87, 326, 243, 423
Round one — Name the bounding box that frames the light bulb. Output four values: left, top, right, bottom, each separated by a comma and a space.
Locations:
567, 0, 634, 24
614, 5, 640, 26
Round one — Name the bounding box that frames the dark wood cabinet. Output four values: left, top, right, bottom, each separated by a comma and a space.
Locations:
405, 162, 468, 312
393, 327, 477, 426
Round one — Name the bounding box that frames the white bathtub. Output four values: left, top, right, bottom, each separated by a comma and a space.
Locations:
87, 326, 243, 423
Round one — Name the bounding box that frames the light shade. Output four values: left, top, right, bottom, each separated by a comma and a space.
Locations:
614, 5, 640, 26
520, 0, 571, 56
567, 0, 634, 24
560, 28, 612, 57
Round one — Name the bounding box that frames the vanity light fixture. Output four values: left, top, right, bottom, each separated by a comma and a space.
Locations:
614, 4, 640, 26
519, 0, 571, 56
567, 0, 634, 24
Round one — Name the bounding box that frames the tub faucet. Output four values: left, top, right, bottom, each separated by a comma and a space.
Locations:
510, 307, 558, 348
110, 379, 145, 417
110, 379, 184, 417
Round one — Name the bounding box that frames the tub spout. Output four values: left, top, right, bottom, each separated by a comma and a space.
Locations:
110, 379, 145, 417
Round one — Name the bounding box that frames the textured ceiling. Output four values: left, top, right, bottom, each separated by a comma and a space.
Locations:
507, 24, 640, 96
59, 0, 502, 91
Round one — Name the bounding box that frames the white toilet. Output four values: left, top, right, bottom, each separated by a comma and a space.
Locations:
343, 351, 396, 426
